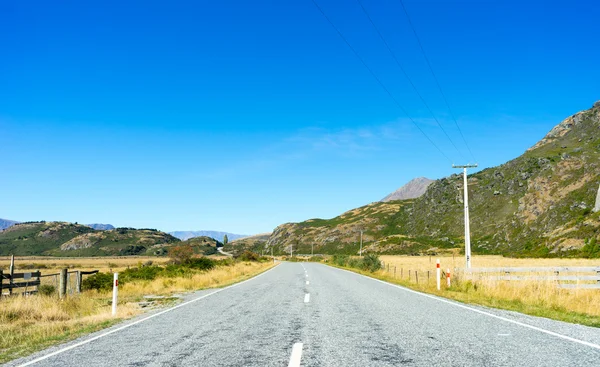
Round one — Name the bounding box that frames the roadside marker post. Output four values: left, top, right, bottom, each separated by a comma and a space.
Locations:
436, 259, 441, 290
446, 269, 451, 287
112, 273, 119, 316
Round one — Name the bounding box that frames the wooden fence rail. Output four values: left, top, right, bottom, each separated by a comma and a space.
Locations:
459, 267, 600, 289
0, 270, 41, 296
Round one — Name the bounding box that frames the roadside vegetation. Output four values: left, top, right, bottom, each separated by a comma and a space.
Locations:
331, 254, 600, 327
0, 249, 274, 363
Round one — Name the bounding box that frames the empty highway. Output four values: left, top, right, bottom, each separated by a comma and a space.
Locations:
8, 262, 600, 366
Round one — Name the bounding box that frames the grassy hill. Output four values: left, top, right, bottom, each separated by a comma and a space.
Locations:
0, 222, 180, 256
267, 101, 600, 257
224, 233, 271, 256
178, 236, 223, 256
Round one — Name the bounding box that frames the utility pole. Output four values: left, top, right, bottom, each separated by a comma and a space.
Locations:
452, 164, 478, 269
359, 230, 363, 257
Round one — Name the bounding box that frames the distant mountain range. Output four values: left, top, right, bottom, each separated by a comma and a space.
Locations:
168, 231, 248, 242
0, 219, 19, 231
86, 223, 115, 230
381, 177, 434, 202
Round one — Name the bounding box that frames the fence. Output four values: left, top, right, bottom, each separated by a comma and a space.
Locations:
459, 267, 600, 289
2, 269, 98, 298
0, 269, 41, 296
380, 260, 443, 285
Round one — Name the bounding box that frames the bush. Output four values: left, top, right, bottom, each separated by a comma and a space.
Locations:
38, 284, 55, 296
185, 257, 215, 271
361, 254, 382, 272
121, 265, 163, 281
82, 272, 117, 292
169, 245, 194, 264
332, 255, 349, 267
237, 251, 260, 262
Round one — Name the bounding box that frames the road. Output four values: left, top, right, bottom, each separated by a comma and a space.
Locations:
8, 262, 600, 366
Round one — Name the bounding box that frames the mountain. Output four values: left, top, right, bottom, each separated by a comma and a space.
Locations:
265, 101, 600, 258
0, 221, 180, 256
223, 233, 272, 256
0, 219, 19, 231
381, 177, 434, 202
169, 230, 247, 242
86, 223, 115, 230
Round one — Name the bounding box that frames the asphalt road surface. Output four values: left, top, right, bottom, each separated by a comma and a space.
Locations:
8, 262, 600, 366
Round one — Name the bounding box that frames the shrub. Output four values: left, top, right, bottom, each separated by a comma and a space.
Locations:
121, 265, 163, 281
237, 251, 260, 262
332, 255, 349, 267
82, 272, 117, 292
38, 284, 56, 296
361, 254, 382, 272
185, 257, 215, 271
169, 245, 194, 264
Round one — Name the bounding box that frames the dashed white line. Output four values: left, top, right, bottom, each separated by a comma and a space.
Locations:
288, 342, 303, 367
304, 293, 310, 303
306, 281, 309, 285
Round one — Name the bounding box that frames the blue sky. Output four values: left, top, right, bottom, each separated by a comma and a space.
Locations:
1, 0, 599, 234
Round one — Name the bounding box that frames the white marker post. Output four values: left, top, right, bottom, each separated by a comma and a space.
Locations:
112, 273, 119, 316
446, 269, 451, 287
436, 259, 441, 291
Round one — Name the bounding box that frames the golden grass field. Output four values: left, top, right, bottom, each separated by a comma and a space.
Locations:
0, 256, 171, 273
0, 258, 274, 363
360, 255, 600, 326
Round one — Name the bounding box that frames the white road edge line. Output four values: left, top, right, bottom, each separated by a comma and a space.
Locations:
304, 293, 310, 303
330, 265, 600, 351
16, 264, 281, 367
288, 342, 303, 367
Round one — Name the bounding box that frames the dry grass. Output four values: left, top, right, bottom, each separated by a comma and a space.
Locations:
0, 260, 274, 363
0, 256, 171, 273
359, 255, 600, 326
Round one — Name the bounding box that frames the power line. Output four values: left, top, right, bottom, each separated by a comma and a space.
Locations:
309, 0, 452, 163
398, 0, 477, 163
356, 0, 465, 162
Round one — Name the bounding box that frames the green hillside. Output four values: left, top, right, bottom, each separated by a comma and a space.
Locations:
0, 222, 180, 256
267, 101, 600, 257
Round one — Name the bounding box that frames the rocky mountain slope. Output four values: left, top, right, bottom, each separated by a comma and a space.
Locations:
381, 177, 434, 202
0, 222, 180, 256
266, 102, 600, 257
169, 230, 247, 242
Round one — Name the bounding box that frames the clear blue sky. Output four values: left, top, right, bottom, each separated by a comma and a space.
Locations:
1, 0, 598, 234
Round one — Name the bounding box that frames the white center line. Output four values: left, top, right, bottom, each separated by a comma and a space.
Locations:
306, 281, 309, 285
304, 293, 310, 303
288, 342, 303, 367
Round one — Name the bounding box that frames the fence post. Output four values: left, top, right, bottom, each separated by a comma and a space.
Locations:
416, 271, 419, 284
35, 269, 40, 295
436, 259, 441, 290
9, 254, 14, 296
427, 270, 430, 283
394, 266, 396, 278
112, 273, 119, 316
76, 271, 82, 294
0, 269, 3, 297
59, 268, 68, 299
